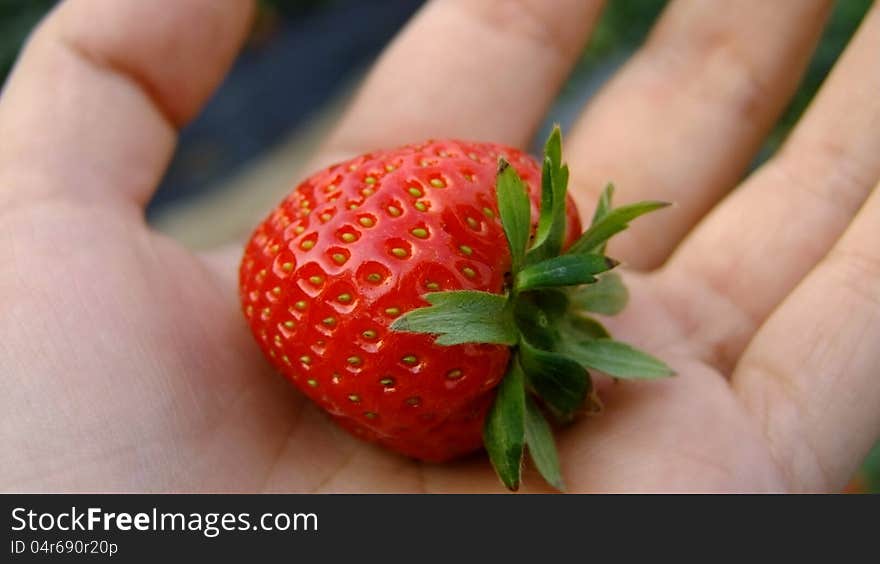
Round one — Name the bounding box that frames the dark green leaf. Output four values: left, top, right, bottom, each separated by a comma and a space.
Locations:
496, 158, 532, 274
515, 254, 619, 292
564, 338, 675, 379
528, 289, 570, 322
484, 361, 526, 491
390, 291, 517, 346
513, 298, 559, 351
524, 396, 565, 491
569, 272, 629, 315
567, 200, 670, 256
519, 341, 590, 418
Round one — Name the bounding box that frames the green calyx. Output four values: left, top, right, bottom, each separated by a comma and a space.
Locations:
390, 126, 674, 491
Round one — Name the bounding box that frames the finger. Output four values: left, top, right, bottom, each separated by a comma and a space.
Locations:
664, 4, 880, 370
732, 181, 880, 491
565, 0, 832, 269
0, 0, 254, 210
317, 0, 604, 165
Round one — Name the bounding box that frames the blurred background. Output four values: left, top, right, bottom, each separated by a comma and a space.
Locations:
1, 0, 877, 492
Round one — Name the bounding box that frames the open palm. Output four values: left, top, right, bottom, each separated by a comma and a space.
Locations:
2, 0, 878, 493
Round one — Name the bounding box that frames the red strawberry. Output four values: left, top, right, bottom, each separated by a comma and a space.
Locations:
240, 140, 577, 460
240, 129, 672, 489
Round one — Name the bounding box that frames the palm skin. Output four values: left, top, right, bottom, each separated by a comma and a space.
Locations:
0, 199, 783, 493
2, 0, 879, 493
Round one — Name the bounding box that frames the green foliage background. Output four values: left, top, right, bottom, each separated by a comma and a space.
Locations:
0, 0, 877, 491
0, 0, 56, 79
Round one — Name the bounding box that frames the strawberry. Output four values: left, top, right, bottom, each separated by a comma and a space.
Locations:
239, 128, 673, 490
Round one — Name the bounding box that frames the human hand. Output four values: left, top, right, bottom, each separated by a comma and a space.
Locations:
1, 0, 878, 493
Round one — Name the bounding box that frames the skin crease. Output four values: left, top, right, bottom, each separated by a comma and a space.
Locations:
1, 0, 879, 493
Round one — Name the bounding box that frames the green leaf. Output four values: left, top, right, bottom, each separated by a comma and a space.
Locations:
516, 254, 619, 292
561, 315, 611, 340
390, 291, 517, 346
524, 396, 565, 491
569, 272, 629, 316
484, 361, 526, 491
527, 126, 569, 264
544, 124, 562, 168
530, 157, 556, 257
563, 338, 675, 379
543, 162, 569, 257
591, 183, 615, 227
567, 200, 670, 256
518, 341, 590, 418
496, 158, 532, 274
590, 183, 615, 254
